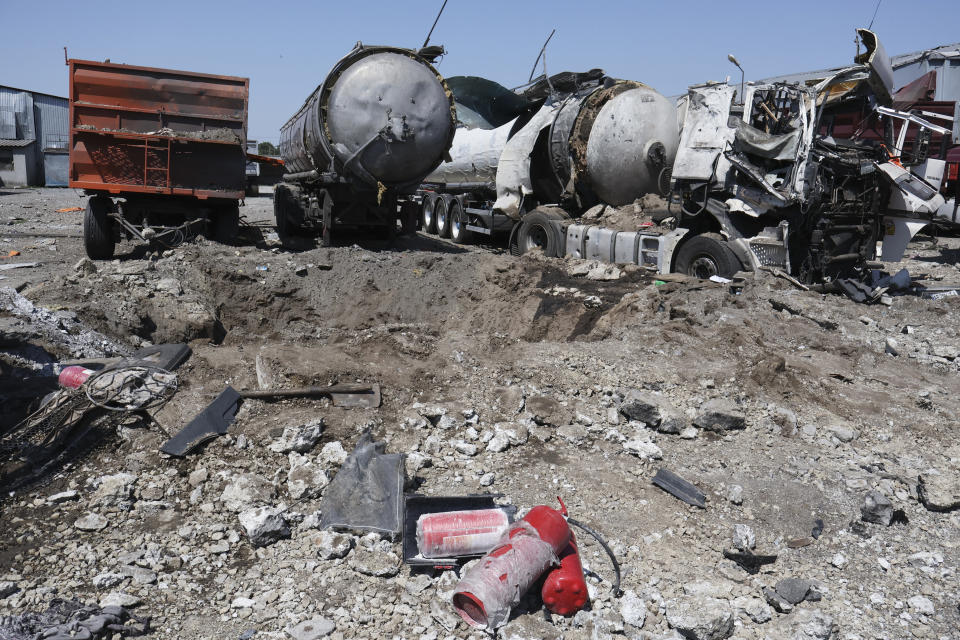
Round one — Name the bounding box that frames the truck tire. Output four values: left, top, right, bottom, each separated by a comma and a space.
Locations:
274, 184, 304, 242
673, 233, 741, 279
516, 211, 564, 258
210, 203, 240, 245
435, 195, 453, 239
420, 194, 438, 234
83, 196, 115, 260
449, 198, 473, 244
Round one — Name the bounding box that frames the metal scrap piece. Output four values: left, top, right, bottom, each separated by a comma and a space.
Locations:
159, 386, 241, 457
722, 548, 778, 573
651, 468, 706, 508
319, 430, 405, 538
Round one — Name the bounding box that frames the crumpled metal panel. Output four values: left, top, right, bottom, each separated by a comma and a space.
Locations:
0, 89, 35, 140
671, 84, 736, 182
424, 119, 515, 185
730, 117, 801, 162
879, 161, 946, 215
445, 76, 532, 130
855, 28, 894, 106
493, 102, 560, 218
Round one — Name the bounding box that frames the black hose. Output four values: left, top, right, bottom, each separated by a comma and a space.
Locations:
567, 517, 622, 598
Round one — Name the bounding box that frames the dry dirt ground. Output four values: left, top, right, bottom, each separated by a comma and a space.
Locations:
1, 186, 959, 640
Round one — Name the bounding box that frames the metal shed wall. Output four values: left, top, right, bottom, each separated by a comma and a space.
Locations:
34, 93, 69, 150
1, 86, 70, 185
891, 43, 960, 102
0, 87, 36, 140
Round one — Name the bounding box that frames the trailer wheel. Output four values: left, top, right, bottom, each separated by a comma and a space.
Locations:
274, 184, 304, 242
435, 195, 453, 238
83, 196, 115, 260
210, 203, 240, 245
420, 194, 438, 234
673, 233, 741, 279
449, 198, 473, 244
516, 211, 564, 258
400, 200, 418, 236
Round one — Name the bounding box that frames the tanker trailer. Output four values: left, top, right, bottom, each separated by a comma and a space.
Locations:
417, 71, 679, 256
275, 43, 456, 245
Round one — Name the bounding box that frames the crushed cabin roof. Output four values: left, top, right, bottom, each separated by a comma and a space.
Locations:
0, 139, 35, 148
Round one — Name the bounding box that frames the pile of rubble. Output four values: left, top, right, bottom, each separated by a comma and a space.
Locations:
1, 188, 959, 639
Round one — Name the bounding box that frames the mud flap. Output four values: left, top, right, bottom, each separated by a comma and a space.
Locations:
507, 221, 522, 256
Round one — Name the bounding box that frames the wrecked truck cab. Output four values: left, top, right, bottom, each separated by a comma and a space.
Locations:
668, 29, 950, 283
670, 79, 820, 279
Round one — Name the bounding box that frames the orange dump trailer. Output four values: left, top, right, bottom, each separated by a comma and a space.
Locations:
68, 59, 249, 258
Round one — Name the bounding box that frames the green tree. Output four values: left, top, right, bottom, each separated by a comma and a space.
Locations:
257, 141, 279, 156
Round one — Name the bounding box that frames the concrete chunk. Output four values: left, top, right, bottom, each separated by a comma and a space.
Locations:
918, 471, 960, 512
861, 490, 894, 525
693, 399, 745, 431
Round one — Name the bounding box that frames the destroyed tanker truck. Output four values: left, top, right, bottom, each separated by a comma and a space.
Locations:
273, 44, 457, 245
416, 70, 679, 257
418, 30, 955, 285
668, 29, 957, 283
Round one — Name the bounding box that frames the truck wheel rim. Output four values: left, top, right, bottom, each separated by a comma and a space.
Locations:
690, 255, 719, 279
523, 225, 550, 252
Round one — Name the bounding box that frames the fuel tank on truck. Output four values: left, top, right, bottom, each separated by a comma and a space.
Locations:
279, 44, 456, 190
578, 83, 680, 206
424, 119, 516, 186
434, 74, 679, 218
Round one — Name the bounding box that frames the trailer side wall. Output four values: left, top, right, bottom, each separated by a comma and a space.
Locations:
68, 59, 249, 199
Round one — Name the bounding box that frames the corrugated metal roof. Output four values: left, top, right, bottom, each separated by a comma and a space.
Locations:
892, 43, 960, 69
0, 85, 66, 101
0, 139, 35, 147
752, 42, 960, 99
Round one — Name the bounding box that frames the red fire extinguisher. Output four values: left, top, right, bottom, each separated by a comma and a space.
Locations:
452, 498, 587, 629
541, 530, 589, 616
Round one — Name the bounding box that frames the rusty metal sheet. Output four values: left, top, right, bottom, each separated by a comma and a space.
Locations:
68, 59, 248, 198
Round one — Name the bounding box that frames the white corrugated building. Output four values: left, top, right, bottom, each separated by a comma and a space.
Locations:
892, 42, 960, 103
0, 85, 69, 187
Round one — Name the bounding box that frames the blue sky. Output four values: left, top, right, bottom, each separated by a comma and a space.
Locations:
3, 0, 958, 144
